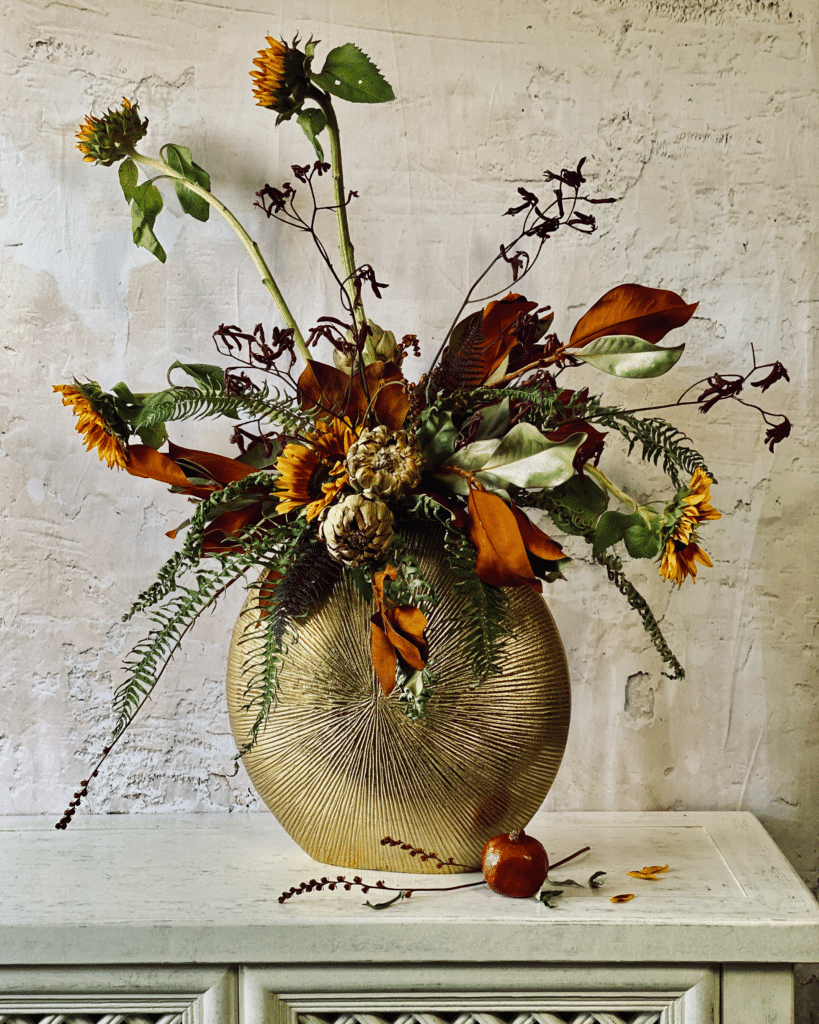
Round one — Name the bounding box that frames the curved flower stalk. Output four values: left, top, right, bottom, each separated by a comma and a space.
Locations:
76, 98, 308, 360
251, 35, 396, 350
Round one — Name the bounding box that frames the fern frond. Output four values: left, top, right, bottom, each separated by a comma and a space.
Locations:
385, 533, 439, 614
594, 551, 685, 679
124, 471, 280, 619
236, 517, 318, 755
440, 517, 513, 685
267, 532, 340, 648
134, 381, 313, 434
112, 562, 242, 739
588, 408, 713, 489
518, 488, 599, 539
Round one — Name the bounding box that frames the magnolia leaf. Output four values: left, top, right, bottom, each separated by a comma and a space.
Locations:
311, 43, 395, 104
365, 890, 409, 910
592, 509, 644, 559
624, 516, 663, 559
537, 888, 564, 908
130, 180, 166, 262
297, 108, 327, 161
417, 406, 459, 470
484, 353, 509, 386
589, 871, 607, 889
569, 283, 698, 348
164, 143, 211, 222
479, 423, 584, 490
118, 157, 138, 202
166, 360, 225, 390
574, 335, 684, 378
476, 398, 511, 440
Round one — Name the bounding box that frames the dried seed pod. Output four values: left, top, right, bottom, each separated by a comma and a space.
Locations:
346, 425, 423, 501
319, 493, 394, 567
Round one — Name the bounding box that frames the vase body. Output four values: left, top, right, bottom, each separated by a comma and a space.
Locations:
225, 524, 570, 872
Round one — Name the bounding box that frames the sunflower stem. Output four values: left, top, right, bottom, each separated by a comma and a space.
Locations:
126, 148, 310, 362
308, 88, 370, 353
581, 468, 651, 524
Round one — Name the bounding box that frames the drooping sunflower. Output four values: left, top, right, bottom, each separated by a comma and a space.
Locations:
274, 418, 357, 521
250, 36, 310, 122
53, 383, 128, 469
76, 98, 148, 166
659, 467, 722, 586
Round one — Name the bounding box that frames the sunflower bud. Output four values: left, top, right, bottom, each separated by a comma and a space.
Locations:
76, 98, 148, 166
333, 320, 398, 373
250, 36, 312, 123
318, 494, 394, 567
346, 426, 423, 501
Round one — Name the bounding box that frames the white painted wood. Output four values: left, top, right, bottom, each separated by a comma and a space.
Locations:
243, 964, 718, 1024
0, 968, 236, 1024
0, 812, 816, 965
721, 966, 794, 1024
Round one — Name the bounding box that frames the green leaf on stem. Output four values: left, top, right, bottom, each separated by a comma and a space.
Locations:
297, 108, 328, 162
129, 180, 166, 263
167, 361, 225, 390
118, 157, 138, 202
623, 516, 663, 559
134, 422, 168, 449
311, 43, 395, 104
163, 144, 211, 222
592, 509, 644, 559
546, 474, 608, 535
574, 334, 684, 378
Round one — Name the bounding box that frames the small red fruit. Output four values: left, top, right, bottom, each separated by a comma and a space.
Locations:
481, 828, 548, 898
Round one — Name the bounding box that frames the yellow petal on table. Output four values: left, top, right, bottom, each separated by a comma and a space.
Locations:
643, 865, 670, 874
628, 870, 659, 880
610, 894, 635, 903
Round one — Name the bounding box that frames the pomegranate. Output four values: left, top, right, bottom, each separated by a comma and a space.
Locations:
481, 827, 548, 898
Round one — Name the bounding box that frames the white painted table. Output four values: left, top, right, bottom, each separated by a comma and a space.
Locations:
1, 811, 816, 1024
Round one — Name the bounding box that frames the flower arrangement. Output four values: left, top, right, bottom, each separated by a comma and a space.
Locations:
54, 36, 790, 826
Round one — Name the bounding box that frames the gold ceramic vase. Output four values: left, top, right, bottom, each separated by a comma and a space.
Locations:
225, 524, 571, 872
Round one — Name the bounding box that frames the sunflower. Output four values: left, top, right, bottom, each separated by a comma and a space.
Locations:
659, 468, 722, 586
53, 384, 127, 470
76, 98, 148, 166
274, 418, 357, 521
250, 37, 310, 122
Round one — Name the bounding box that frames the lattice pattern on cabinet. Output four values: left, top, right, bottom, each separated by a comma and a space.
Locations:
0, 1013, 184, 1023
298, 1011, 663, 1024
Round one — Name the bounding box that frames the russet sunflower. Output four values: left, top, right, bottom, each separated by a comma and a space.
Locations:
659, 467, 722, 587
274, 418, 357, 521
53, 384, 128, 469
75, 98, 147, 166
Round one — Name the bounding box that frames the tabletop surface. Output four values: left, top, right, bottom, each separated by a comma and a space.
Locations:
1, 810, 817, 965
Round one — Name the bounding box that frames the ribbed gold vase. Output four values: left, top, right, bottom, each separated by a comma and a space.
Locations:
225, 525, 571, 872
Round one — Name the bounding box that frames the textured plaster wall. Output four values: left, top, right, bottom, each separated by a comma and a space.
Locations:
1, 0, 817, 1013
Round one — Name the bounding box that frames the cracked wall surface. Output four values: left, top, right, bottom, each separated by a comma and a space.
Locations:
1, 0, 817, 1016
